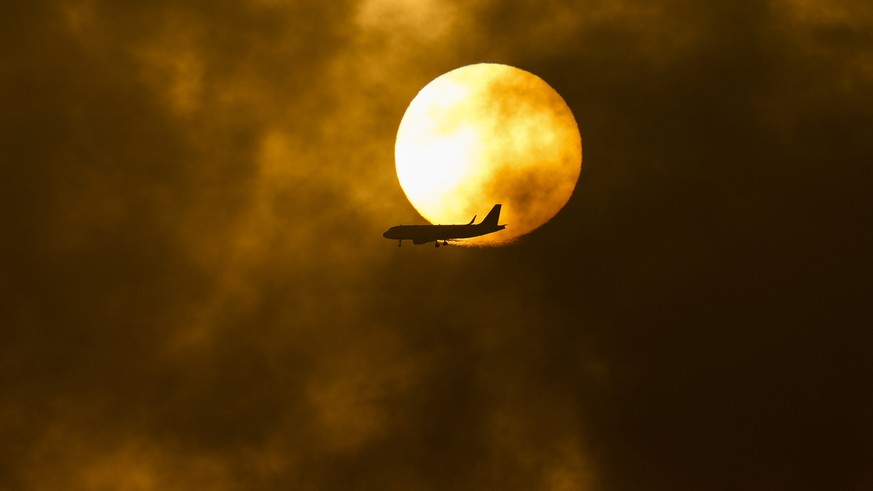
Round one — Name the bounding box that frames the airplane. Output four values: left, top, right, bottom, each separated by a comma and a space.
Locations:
383, 204, 506, 247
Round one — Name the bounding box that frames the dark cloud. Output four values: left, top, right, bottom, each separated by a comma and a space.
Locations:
1, 0, 871, 489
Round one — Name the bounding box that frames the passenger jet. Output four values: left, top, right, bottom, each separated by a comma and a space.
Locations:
383, 204, 506, 247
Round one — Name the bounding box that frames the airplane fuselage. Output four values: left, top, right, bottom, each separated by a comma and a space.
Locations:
383, 223, 505, 244
383, 204, 506, 246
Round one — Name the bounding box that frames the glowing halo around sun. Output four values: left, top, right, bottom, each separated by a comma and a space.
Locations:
395, 63, 582, 246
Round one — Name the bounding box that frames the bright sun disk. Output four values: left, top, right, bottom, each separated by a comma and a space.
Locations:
395, 63, 582, 245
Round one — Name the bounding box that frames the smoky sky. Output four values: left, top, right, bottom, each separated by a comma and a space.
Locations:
1, 1, 872, 490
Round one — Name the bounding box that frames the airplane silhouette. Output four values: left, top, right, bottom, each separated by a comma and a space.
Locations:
383, 204, 506, 247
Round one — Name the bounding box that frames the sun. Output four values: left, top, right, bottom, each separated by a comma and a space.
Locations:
395, 63, 582, 245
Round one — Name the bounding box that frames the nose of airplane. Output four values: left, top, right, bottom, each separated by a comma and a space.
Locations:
382, 230, 390, 238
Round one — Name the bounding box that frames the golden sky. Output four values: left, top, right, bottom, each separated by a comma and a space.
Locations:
1, 1, 872, 490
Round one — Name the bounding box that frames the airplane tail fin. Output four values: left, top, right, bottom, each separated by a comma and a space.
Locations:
480, 204, 502, 228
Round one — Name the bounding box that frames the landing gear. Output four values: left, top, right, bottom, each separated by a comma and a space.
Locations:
397, 240, 402, 247
434, 241, 440, 248
443, 241, 448, 246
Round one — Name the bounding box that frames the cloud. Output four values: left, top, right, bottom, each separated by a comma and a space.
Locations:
1, 0, 871, 489
20, 427, 234, 491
